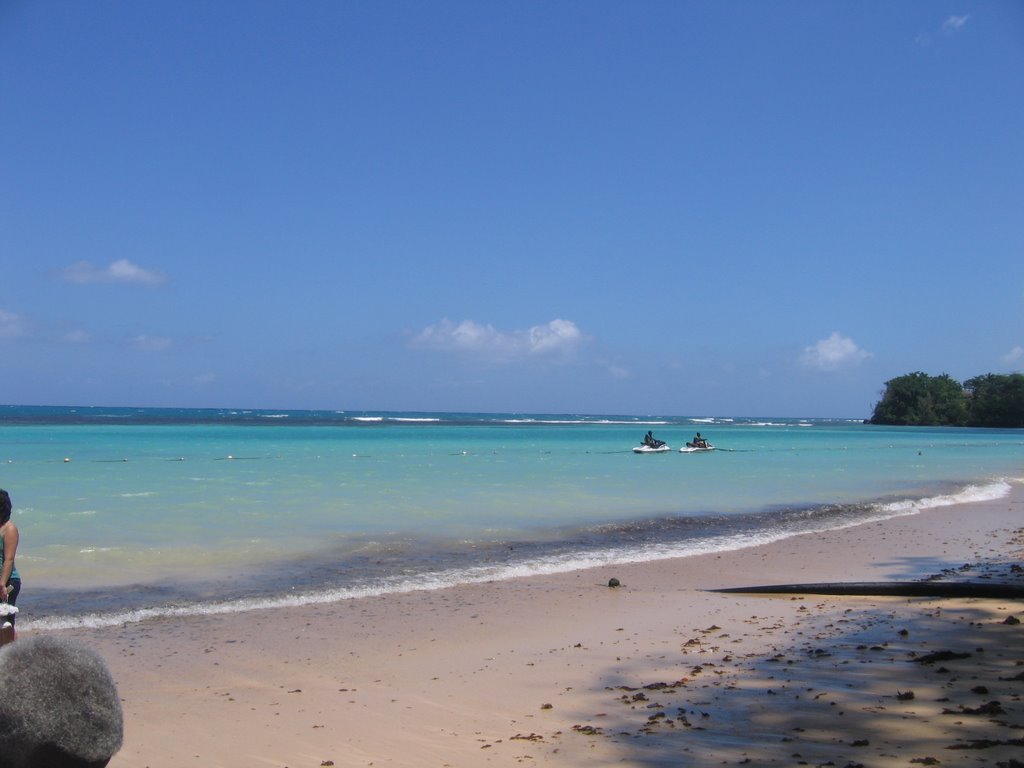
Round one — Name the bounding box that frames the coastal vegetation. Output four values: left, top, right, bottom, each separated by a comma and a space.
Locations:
870, 372, 1024, 427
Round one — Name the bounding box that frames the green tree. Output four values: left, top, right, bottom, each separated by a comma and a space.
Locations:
964, 373, 1024, 428
870, 372, 968, 426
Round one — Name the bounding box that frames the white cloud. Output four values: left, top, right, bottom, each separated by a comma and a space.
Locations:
130, 334, 173, 351
61, 259, 166, 285
917, 14, 969, 46
1003, 346, 1024, 366
527, 319, 582, 353
63, 329, 93, 344
942, 14, 969, 33
0, 309, 27, 339
411, 318, 583, 361
800, 332, 871, 372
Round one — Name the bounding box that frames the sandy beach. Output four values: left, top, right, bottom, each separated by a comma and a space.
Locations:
37, 484, 1024, 767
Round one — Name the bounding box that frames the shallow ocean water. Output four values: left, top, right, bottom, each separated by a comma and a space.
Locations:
1, 406, 1021, 629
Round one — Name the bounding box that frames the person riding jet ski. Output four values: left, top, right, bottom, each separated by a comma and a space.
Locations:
643, 431, 666, 448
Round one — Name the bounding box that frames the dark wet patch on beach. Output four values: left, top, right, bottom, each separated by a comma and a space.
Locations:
25, 492, 976, 628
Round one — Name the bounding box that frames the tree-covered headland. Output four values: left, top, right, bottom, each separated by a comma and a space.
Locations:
869, 372, 1024, 427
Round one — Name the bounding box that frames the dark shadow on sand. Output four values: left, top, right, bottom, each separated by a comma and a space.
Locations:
558, 561, 1024, 767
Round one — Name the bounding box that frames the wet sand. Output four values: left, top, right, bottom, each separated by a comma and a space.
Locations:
46, 484, 1024, 767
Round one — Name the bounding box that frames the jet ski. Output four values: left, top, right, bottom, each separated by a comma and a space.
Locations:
635, 432, 669, 453
634, 443, 671, 453
680, 442, 715, 453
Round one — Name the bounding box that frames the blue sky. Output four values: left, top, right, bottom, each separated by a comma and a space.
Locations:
2, 2, 1022, 417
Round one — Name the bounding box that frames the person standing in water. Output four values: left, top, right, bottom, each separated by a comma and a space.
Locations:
1, 489, 21, 634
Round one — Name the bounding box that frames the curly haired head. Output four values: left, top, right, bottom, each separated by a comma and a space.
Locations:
0, 636, 124, 767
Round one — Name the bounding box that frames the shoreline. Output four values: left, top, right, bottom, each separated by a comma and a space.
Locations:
38, 482, 1024, 766
22, 479, 1015, 630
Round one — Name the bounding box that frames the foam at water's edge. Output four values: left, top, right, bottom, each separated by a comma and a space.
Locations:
25, 479, 1014, 633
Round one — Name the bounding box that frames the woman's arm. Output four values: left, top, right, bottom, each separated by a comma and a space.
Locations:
1, 523, 18, 600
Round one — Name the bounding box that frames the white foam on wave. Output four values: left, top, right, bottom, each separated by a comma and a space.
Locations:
874, 480, 1012, 516
24, 479, 1017, 633
22, 541, 729, 632
24, 526, 820, 632
352, 416, 384, 422
501, 418, 671, 425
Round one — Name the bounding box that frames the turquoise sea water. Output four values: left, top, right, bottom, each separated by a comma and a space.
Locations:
1, 406, 1021, 630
